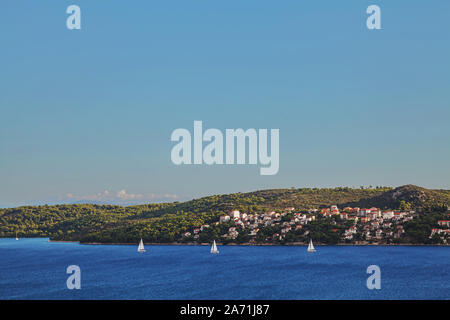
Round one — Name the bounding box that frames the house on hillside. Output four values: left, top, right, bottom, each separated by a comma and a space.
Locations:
229, 210, 240, 219
438, 220, 450, 227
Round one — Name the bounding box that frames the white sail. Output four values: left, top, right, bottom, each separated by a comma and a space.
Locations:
15, 232, 18, 241
138, 238, 146, 253
307, 239, 316, 252
210, 240, 219, 254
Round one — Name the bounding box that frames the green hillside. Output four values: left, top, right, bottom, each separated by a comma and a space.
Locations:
1, 185, 449, 244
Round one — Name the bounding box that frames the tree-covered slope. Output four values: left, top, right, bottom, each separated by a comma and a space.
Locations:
1, 185, 449, 243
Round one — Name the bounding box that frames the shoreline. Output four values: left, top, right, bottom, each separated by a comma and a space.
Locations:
44, 240, 450, 247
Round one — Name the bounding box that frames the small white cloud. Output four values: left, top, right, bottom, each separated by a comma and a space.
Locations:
116, 189, 144, 200
64, 189, 179, 204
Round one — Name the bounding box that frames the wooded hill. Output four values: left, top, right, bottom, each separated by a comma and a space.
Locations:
1, 185, 449, 244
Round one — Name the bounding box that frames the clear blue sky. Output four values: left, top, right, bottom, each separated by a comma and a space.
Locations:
1, 1, 449, 207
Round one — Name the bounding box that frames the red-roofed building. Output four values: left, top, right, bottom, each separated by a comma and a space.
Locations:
359, 208, 369, 216
360, 217, 370, 223
438, 220, 450, 227
382, 210, 394, 219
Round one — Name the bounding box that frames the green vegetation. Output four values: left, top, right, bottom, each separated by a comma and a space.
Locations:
403, 211, 448, 244
1, 185, 449, 244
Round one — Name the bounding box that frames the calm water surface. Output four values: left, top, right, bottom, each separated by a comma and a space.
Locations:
0, 238, 449, 299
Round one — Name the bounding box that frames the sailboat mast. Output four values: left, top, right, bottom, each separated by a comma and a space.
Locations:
211, 240, 219, 254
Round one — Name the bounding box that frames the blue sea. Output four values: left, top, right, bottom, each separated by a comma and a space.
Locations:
0, 238, 449, 299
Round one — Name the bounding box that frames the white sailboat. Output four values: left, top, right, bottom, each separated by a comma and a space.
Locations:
210, 240, 219, 254
137, 238, 146, 253
307, 239, 316, 253
15, 232, 18, 241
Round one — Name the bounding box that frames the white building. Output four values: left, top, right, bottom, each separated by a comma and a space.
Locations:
229, 210, 240, 219
382, 211, 394, 219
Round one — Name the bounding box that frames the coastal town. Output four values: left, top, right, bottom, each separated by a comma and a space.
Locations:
2, 185, 449, 246
183, 205, 450, 245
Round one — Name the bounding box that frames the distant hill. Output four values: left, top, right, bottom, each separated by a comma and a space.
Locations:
339, 185, 450, 210
1, 185, 449, 243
